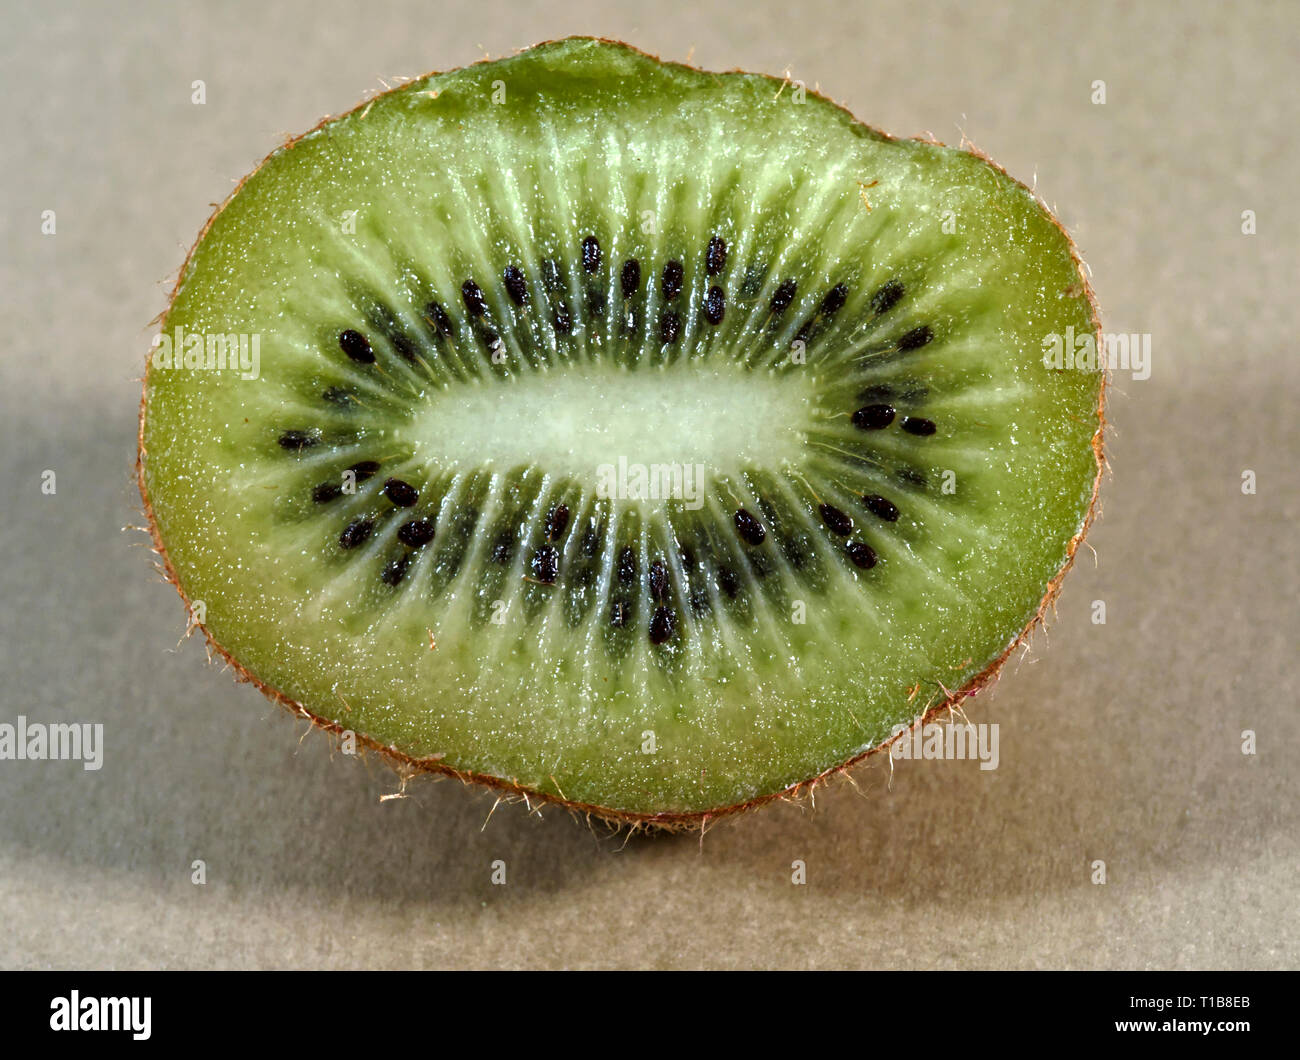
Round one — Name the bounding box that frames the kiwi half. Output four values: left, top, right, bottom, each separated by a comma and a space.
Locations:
138, 38, 1104, 825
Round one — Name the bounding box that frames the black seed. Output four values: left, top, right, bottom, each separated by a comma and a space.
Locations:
852, 404, 897, 430
609, 599, 628, 628
278, 430, 318, 451
482, 328, 500, 351
581, 236, 601, 273
718, 567, 741, 599
649, 606, 675, 645
586, 291, 607, 317
649, 560, 667, 601
383, 478, 418, 507
617, 546, 637, 584
660, 310, 681, 344
571, 564, 595, 592
461, 279, 487, 317
531, 545, 560, 584
783, 535, 810, 571
503, 265, 528, 305
689, 590, 710, 615
491, 529, 514, 563
679, 545, 696, 570
858, 383, 894, 401
386, 331, 416, 360
820, 283, 849, 316
322, 386, 354, 407
704, 285, 725, 325
339, 518, 374, 550
348, 460, 381, 481
863, 494, 900, 522
312, 482, 342, 504
553, 305, 573, 334
339, 328, 374, 364
901, 416, 937, 436
770, 279, 797, 315
545, 504, 571, 541
898, 325, 933, 351
425, 301, 453, 336
620, 259, 641, 297
542, 259, 564, 293
819, 503, 853, 536
733, 508, 766, 546
847, 541, 878, 569
870, 280, 904, 315
706, 235, 727, 275
397, 518, 436, 548
381, 554, 411, 586
662, 260, 684, 300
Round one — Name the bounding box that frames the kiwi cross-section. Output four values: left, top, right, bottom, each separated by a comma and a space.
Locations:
138, 38, 1104, 825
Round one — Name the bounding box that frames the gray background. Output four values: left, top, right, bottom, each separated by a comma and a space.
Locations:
1, 0, 1295, 969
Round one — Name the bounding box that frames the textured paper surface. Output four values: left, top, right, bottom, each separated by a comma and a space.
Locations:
0, 0, 1295, 969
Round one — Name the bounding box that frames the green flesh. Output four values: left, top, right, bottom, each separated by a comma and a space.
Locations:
141, 39, 1102, 817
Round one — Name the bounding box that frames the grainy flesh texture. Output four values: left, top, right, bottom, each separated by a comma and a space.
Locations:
140, 39, 1103, 818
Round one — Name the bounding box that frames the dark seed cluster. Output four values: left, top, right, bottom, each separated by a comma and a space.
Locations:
545, 504, 570, 541
819, 503, 853, 536
339, 518, 373, 550
621, 259, 641, 297
649, 606, 675, 645
382, 554, 411, 586
662, 260, 683, 300
852, 403, 895, 430
733, 508, 766, 546
273, 235, 944, 645
398, 517, 436, 548
770, 279, 797, 316
706, 235, 727, 275
503, 265, 528, 305
618, 546, 637, 584
649, 560, 667, 601
339, 328, 374, 364
870, 279, 904, 315
704, 286, 726, 325
898, 325, 933, 351
847, 541, 877, 569
531, 545, 560, 584
862, 493, 899, 522
461, 280, 488, 317
383, 478, 419, 507
278, 429, 318, 451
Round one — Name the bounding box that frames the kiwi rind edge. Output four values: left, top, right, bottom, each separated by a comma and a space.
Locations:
136, 36, 1107, 832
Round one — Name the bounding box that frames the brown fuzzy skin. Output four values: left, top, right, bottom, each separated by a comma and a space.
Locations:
136, 37, 1106, 833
